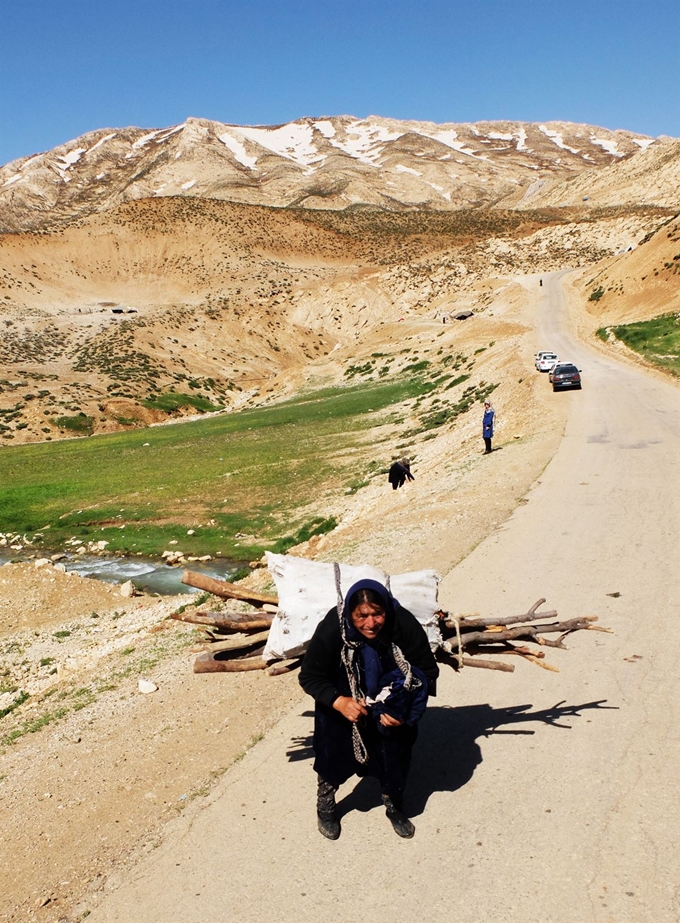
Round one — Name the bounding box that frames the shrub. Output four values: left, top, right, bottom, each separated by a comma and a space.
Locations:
53, 414, 94, 435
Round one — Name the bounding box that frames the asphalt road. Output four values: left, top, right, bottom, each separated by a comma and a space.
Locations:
88, 273, 680, 923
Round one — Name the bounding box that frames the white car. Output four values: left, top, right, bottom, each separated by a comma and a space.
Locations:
536, 352, 559, 372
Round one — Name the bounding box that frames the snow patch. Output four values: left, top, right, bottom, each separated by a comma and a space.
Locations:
154, 124, 186, 143
538, 125, 579, 154
632, 137, 655, 151
395, 164, 421, 176
590, 136, 623, 157
487, 132, 514, 141
230, 123, 324, 167
88, 132, 117, 154
218, 132, 258, 169
2, 174, 22, 187
421, 129, 483, 159
428, 182, 451, 201
328, 120, 403, 165
132, 130, 162, 150
181, 179, 196, 190
313, 120, 336, 138
56, 148, 86, 170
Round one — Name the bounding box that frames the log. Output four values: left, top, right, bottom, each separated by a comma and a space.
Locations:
438, 649, 516, 672
181, 570, 278, 606
461, 656, 515, 672
267, 658, 303, 677
192, 629, 270, 654
193, 652, 268, 673
171, 611, 273, 631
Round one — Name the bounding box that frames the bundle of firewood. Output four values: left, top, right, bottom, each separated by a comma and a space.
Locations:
436, 598, 608, 673
173, 571, 609, 675
173, 570, 300, 675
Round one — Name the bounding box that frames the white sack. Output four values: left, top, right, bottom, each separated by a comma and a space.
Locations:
263, 552, 442, 662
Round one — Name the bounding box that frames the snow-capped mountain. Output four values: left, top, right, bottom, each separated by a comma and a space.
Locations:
0, 115, 668, 232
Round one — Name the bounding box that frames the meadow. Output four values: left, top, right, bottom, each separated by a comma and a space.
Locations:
598, 313, 680, 376
0, 376, 434, 562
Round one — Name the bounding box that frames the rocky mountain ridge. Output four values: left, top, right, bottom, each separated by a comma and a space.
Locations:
0, 115, 669, 232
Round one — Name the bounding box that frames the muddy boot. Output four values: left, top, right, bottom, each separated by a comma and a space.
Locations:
382, 794, 415, 838
317, 779, 340, 840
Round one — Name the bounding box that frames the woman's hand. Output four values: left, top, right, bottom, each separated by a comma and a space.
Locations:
379, 713, 404, 728
332, 696, 367, 723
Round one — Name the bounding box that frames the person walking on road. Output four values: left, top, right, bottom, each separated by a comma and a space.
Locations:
388, 456, 414, 490
482, 400, 495, 454
299, 579, 438, 841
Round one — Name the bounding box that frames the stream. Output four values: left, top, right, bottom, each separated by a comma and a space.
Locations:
0, 550, 240, 596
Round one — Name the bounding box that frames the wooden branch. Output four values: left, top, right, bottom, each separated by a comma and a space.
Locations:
192, 629, 270, 654
447, 609, 558, 631
193, 652, 268, 673
487, 644, 560, 672
181, 570, 278, 606
267, 658, 303, 677
450, 598, 549, 628
205, 617, 273, 632
521, 655, 560, 672
461, 656, 515, 672
171, 611, 273, 631
445, 617, 599, 651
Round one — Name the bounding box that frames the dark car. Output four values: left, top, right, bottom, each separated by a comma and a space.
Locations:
551, 363, 582, 391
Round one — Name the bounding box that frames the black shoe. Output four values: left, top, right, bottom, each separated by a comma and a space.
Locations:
317, 812, 341, 840
382, 796, 415, 838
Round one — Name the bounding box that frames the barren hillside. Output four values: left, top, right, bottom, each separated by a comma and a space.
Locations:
521, 136, 680, 210
572, 213, 680, 328
0, 199, 671, 444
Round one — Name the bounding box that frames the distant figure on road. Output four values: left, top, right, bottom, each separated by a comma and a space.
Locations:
388, 457, 414, 490
299, 579, 438, 840
482, 401, 495, 454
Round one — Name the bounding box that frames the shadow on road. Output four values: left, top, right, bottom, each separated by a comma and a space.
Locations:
287, 700, 615, 819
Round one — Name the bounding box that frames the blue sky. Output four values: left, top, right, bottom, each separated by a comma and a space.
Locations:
1, 0, 678, 166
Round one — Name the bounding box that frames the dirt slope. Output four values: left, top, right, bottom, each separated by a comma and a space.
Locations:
0, 198, 669, 444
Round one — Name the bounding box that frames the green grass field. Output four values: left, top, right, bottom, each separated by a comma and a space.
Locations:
598, 313, 680, 376
0, 376, 434, 561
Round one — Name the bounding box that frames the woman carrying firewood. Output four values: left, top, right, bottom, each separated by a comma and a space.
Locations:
299, 578, 438, 840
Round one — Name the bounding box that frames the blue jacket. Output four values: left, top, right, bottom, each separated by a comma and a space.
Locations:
483, 408, 495, 437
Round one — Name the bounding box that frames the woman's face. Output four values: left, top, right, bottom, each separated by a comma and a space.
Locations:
350, 600, 386, 640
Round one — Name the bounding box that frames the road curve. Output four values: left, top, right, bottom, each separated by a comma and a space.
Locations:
87, 272, 680, 923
